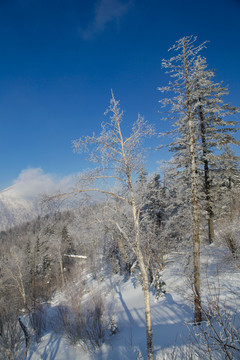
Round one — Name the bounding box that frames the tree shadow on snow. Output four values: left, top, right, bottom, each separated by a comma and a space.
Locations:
110, 278, 194, 358
27, 332, 62, 360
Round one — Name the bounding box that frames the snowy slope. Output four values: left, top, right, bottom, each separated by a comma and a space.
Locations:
25, 244, 240, 360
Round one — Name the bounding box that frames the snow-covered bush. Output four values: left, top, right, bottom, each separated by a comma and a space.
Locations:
216, 214, 240, 269
150, 271, 166, 300
191, 279, 240, 359
109, 317, 118, 335
52, 293, 108, 352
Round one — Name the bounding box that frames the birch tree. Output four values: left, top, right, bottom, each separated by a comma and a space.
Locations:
2, 247, 28, 309
60, 92, 155, 359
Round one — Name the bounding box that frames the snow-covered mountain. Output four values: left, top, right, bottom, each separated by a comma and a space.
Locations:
0, 186, 41, 231
0, 167, 106, 231
0, 168, 76, 231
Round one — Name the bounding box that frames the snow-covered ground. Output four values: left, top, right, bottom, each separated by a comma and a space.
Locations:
25, 244, 240, 359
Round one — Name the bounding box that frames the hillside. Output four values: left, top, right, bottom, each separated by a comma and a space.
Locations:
20, 244, 240, 359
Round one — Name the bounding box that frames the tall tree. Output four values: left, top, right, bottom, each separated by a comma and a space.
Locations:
59, 92, 155, 359
159, 36, 205, 323
159, 36, 239, 321
191, 55, 239, 242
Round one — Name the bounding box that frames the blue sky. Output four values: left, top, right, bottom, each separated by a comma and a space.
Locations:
0, 0, 240, 190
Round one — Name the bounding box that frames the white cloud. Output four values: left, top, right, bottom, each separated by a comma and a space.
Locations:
81, 0, 132, 40
11, 168, 72, 199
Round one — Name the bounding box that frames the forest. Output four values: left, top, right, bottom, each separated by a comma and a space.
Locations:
0, 36, 240, 360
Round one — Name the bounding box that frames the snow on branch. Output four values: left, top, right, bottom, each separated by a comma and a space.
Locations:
63, 254, 87, 259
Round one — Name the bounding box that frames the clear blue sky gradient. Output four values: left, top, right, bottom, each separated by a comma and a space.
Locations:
0, 0, 240, 190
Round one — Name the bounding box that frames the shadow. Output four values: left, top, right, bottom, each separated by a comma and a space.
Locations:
131, 275, 139, 289
109, 277, 194, 358
27, 333, 62, 360
41, 333, 62, 360
114, 284, 135, 326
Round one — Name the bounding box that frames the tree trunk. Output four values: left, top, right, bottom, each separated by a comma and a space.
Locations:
183, 38, 202, 323
17, 266, 27, 308
137, 250, 154, 360
32, 246, 36, 311
117, 112, 155, 358
58, 247, 65, 287
18, 316, 30, 351
131, 192, 154, 359
198, 104, 214, 243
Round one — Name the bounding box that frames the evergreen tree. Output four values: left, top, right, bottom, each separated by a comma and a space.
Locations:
61, 225, 75, 270
191, 54, 239, 242
159, 36, 205, 323
158, 35, 239, 322
139, 174, 167, 270
161, 160, 192, 249
213, 145, 240, 220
